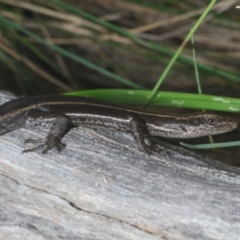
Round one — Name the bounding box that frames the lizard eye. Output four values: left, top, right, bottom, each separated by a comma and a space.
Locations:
207, 117, 215, 124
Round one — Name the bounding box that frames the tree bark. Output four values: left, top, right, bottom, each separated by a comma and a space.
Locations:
0, 91, 239, 240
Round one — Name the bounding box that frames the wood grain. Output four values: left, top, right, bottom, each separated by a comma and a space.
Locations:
0, 92, 239, 240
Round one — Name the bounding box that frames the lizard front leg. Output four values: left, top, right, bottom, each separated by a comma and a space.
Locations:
23, 112, 71, 154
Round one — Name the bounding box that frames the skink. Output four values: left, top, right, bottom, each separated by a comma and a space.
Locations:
0, 94, 238, 154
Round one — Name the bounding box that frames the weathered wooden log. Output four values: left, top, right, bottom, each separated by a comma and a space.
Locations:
0, 91, 239, 240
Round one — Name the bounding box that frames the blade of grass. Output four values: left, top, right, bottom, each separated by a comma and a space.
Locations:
181, 141, 240, 149
63, 89, 240, 113
145, 0, 217, 106
191, 36, 202, 94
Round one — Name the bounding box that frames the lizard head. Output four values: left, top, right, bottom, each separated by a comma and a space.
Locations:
178, 113, 239, 138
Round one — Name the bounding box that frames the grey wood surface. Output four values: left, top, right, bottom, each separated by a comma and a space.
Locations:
0, 91, 240, 240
